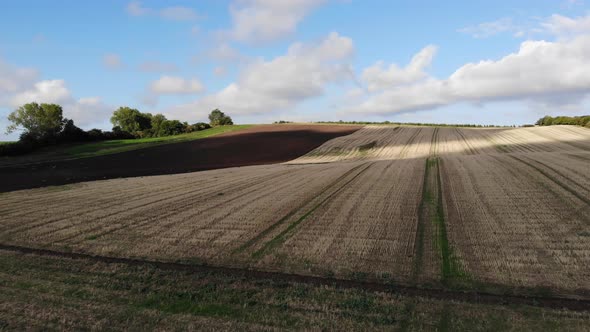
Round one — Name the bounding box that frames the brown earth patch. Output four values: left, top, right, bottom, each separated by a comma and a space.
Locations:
0, 124, 360, 193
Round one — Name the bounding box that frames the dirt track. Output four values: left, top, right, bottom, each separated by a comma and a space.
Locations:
0, 124, 360, 193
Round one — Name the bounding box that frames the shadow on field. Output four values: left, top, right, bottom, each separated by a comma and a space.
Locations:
0, 125, 360, 192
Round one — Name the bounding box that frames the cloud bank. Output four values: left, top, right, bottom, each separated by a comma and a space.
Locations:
345, 34, 590, 115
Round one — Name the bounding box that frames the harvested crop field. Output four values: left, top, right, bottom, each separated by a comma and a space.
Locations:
289, 125, 590, 163
3, 249, 589, 331
1, 125, 589, 304
0, 124, 360, 193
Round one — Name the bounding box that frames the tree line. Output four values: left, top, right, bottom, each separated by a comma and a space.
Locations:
2, 102, 234, 156
535, 115, 590, 128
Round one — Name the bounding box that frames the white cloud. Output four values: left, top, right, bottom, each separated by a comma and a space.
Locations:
542, 14, 590, 37
0, 57, 110, 131
11, 80, 71, 106
149, 76, 205, 94
362, 45, 437, 92
65, 97, 111, 128
8, 79, 109, 128
229, 0, 326, 43
208, 43, 244, 62
103, 54, 124, 70
0, 59, 38, 95
164, 32, 354, 120
144, 76, 206, 106
138, 60, 178, 73
458, 18, 518, 38
346, 34, 590, 115
460, 13, 590, 40
126, 1, 198, 21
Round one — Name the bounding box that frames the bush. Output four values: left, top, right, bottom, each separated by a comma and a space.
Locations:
59, 119, 89, 143
186, 122, 211, 132
208, 109, 233, 126
158, 120, 186, 136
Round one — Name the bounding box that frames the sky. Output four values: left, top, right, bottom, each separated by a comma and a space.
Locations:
1, 0, 590, 140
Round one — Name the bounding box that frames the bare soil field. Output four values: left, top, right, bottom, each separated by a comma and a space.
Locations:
0, 124, 360, 193
0, 125, 589, 307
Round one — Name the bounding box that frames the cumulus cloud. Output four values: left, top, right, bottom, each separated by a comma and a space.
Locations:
126, 1, 198, 21
143, 76, 205, 106
207, 43, 244, 62
164, 32, 353, 120
0, 59, 38, 96
149, 76, 205, 95
362, 45, 437, 92
345, 34, 590, 115
102, 54, 124, 70
0, 57, 110, 131
229, 0, 327, 43
138, 60, 178, 73
11, 80, 71, 107
65, 97, 111, 128
5, 79, 109, 128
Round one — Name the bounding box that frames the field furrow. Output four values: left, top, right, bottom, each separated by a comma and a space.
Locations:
440, 153, 590, 294
253, 159, 425, 282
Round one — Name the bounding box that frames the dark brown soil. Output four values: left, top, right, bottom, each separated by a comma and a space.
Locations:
0, 124, 360, 193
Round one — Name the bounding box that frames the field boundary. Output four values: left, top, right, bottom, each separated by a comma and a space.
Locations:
1, 243, 589, 312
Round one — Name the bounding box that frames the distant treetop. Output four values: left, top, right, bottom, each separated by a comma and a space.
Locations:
535, 115, 590, 128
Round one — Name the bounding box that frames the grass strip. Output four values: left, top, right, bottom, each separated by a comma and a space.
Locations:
66, 125, 252, 158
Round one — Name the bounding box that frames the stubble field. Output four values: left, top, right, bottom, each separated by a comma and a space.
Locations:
1, 125, 589, 303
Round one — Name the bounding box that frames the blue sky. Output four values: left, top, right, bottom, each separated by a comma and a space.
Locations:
1, 0, 589, 140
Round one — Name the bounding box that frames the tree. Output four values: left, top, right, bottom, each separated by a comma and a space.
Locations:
159, 120, 186, 136
60, 119, 88, 142
150, 114, 167, 137
208, 109, 233, 126
6, 103, 66, 141
110, 107, 152, 135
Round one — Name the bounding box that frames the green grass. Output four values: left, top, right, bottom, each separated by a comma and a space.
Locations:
65, 125, 251, 158
65, 125, 252, 158
0, 141, 15, 145
418, 158, 469, 286
1, 250, 587, 331
0, 125, 253, 167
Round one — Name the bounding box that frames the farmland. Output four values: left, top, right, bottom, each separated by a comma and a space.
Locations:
3, 249, 589, 331
1, 124, 589, 329
0, 124, 360, 192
